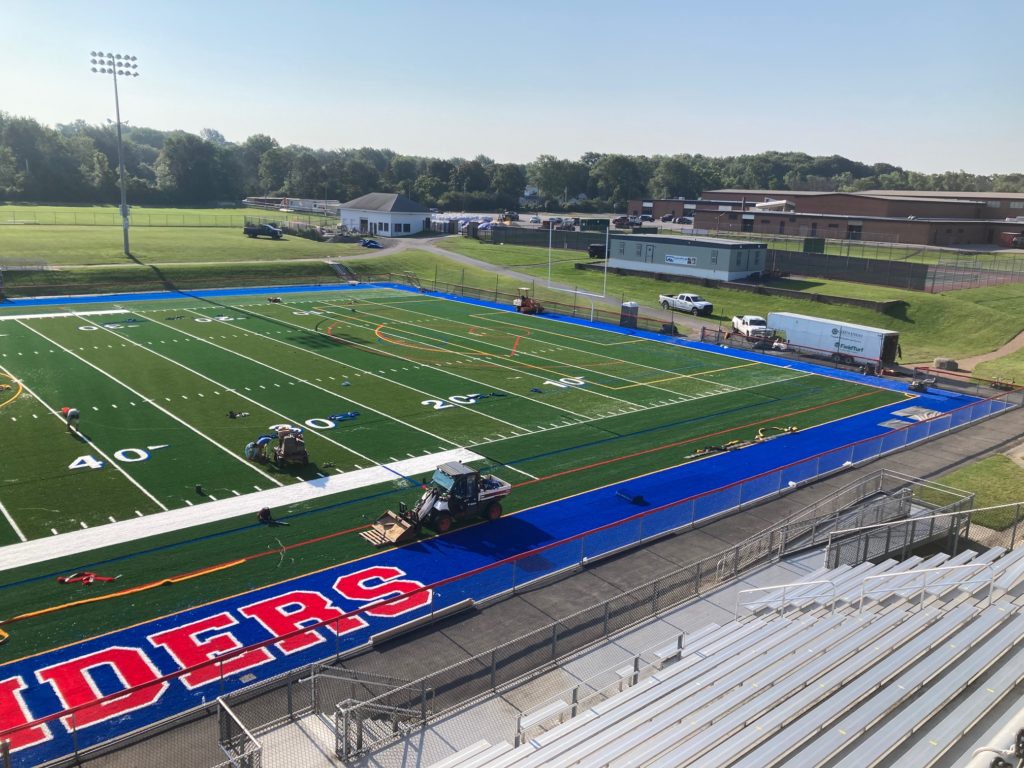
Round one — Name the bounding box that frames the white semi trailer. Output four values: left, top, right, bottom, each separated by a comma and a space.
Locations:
766, 312, 900, 366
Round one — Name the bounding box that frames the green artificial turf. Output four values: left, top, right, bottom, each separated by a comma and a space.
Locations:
0, 287, 904, 658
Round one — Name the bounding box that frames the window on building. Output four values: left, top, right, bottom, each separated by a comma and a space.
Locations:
761, 220, 770, 224
635, 244, 642, 257
828, 223, 838, 228
617, 241, 625, 256
403, 223, 411, 232
778, 221, 786, 233
811, 223, 818, 236
728, 213, 738, 220
987, 201, 1001, 208
381, 222, 389, 231
710, 250, 718, 264
1010, 202, 1024, 209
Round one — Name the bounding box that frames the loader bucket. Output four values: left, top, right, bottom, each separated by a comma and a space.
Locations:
360, 510, 417, 547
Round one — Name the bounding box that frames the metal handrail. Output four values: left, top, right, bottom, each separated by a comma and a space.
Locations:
216, 696, 262, 756
857, 563, 995, 613
514, 628, 692, 726
736, 579, 837, 618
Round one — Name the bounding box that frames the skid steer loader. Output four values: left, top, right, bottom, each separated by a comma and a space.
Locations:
361, 462, 512, 547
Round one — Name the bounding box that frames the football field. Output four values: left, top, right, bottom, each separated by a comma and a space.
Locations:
1, 283, 998, 766
0, 286, 905, 545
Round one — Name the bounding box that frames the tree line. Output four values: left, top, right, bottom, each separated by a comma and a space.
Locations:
1, 112, 1021, 211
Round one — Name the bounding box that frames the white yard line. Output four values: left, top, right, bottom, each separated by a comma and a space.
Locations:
0, 448, 483, 571
17, 320, 284, 487
86, 312, 380, 467
181, 309, 480, 448
316, 307, 608, 415
343, 298, 731, 396
0, 362, 169, 512
0, 309, 125, 321
255, 307, 543, 435
0, 497, 27, 542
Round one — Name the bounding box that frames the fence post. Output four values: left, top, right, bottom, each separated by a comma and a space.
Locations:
551, 623, 559, 660
571, 686, 579, 718
420, 680, 428, 723
653, 582, 660, 615
287, 677, 294, 720
342, 707, 351, 760
695, 560, 702, 596
490, 649, 497, 690
71, 710, 80, 761
602, 601, 610, 637
1011, 504, 1022, 551
2, 739, 10, 768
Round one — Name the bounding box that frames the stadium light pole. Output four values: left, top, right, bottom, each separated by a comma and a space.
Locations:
90, 51, 139, 257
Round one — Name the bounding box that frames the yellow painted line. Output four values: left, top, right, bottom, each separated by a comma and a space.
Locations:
0, 372, 23, 410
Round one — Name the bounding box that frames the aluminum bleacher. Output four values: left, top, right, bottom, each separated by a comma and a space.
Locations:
428, 546, 1024, 768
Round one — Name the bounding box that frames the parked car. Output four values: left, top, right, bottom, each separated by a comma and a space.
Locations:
529, 215, 541, 224
612, 216, 631, 228
660, 214, 675, 222
360, 239, 382, 249
640, 214, 654, 222
673, 216, 693, 224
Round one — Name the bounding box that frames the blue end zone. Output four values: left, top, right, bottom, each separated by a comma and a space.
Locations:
0, 284, 1000, 765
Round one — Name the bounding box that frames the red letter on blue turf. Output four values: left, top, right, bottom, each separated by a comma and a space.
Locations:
238, 590, 366, 655
35, 646, 167, 730
148, 612, 274, 690
334, 565, 432, 618
0, 676, 50, 752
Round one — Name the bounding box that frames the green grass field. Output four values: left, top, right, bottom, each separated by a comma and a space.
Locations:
0, 224, 364, 266
0, 286, 905, 657
0, 203, 335, 227
433, 239, 1024, 364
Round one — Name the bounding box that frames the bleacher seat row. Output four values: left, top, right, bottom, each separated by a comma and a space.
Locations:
431, 546, 1024, 768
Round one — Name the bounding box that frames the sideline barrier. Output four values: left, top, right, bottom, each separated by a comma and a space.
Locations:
0, 383, 1019, 766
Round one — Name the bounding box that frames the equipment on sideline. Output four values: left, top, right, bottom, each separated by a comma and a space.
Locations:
362, 462, 512, 546
273, 426, 308, 467
513, 288, 543, 315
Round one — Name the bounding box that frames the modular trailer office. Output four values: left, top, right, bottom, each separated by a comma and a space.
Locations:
608, 234, 767, 281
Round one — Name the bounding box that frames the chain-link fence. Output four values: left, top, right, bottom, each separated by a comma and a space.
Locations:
328, 470, 996, 760
1, 340, 1019, 765
825, 501, 1024, 569
216, 698, 262, 768
0, 211, 333, 227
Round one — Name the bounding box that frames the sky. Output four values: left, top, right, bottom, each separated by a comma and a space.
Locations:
2, 0, 1021, 175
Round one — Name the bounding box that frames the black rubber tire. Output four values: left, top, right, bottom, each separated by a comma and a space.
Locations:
485, 502, 502, 521
691, 307, 700, 316
435, 514, 453, 533
661, 301, 669, 310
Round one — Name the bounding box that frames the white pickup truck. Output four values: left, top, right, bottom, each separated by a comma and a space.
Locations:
731, 315, 773, 338
659, 293, 714, 316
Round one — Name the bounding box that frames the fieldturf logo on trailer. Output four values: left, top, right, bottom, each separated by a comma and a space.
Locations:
0, 564, 431, 755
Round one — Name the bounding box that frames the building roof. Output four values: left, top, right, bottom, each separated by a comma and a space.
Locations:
613, 233, 763, 248
339, 192, 429, 213
862, 189, 1024, 200
705, 188, 1024, 202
